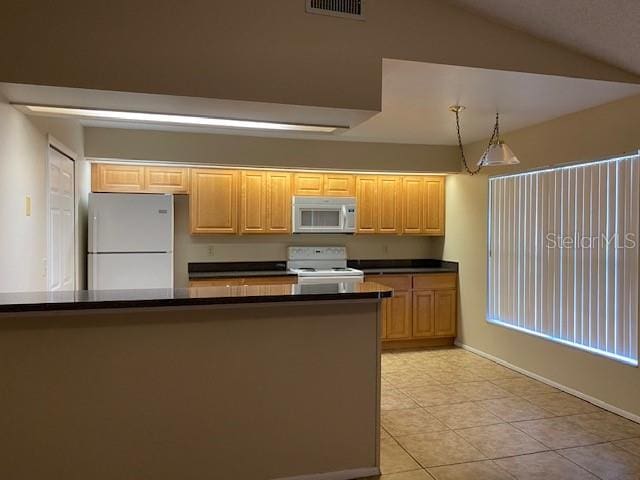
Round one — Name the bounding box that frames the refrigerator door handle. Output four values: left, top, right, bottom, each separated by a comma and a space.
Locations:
92, 214, 98, 289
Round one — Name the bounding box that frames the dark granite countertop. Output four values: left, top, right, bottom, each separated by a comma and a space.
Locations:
0, 282, 392, 314
189, 261, 293, 279
348, 259, 458, 275
188, 259, 457, 280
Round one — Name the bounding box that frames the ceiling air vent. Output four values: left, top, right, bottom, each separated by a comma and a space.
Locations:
306, 0, 365, 20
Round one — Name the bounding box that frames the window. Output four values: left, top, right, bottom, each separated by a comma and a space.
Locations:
487, 154, 639, 365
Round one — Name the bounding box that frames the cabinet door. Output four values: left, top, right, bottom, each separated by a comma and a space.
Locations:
91, 163, 145, 192
412, 290, 435, 338
266, 172, 292, 233
356, 176, 378, 233
424, 176, 445, 235
378, 176, 402, 234
324, 173, 355, 196
293, 173, 323, 196
434, 289, 456, 337
190, 169, 238, 234
385, 291, 412, 339
144, 166, 190, 193
240, 171, 267, 233
402, 177, 424, 234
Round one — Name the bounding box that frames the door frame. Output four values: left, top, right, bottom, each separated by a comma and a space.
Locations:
46, 135, 77, 291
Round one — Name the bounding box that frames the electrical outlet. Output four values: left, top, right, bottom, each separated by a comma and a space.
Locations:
207, 245, 215, 257
382, 244, 389, 254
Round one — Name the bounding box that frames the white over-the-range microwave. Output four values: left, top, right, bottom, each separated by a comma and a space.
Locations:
292, 196, 356, 234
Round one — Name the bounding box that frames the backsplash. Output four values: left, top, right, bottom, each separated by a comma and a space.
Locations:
174, 196, 444, 287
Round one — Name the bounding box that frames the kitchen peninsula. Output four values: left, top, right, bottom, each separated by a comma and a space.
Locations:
0, 283, 391, 480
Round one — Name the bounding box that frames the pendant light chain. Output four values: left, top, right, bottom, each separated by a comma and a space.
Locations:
454, 110, 500, 175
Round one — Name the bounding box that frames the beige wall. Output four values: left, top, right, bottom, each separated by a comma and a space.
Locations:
0, 301, 381, 479
174, 196, 442, 287
2, 1, 637, 112
0, 97, 87, 292
443, 93, 640, 417
85, 127, 459, 173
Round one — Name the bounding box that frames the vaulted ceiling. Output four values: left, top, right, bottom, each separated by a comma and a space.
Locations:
446, 0, 640, 76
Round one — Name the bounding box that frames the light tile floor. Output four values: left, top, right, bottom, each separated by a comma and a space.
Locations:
365, 347, 640, 480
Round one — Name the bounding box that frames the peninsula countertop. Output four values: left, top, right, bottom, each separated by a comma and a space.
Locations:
0, 282, 393, 313
188, 259, 458, 280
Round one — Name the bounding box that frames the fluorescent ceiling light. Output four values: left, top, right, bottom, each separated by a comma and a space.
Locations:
23, 105, 339, 133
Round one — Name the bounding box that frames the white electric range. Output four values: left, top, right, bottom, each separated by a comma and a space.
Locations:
287, 246, 363, 284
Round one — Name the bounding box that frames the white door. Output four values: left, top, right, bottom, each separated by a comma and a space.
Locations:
48, 147, 75, 291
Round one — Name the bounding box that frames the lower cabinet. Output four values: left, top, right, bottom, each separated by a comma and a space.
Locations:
412, 290, 435, 337
369, 273, 457, 347
383, 291, 412, 339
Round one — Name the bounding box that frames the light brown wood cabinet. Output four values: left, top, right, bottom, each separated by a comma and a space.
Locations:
434, 289, 456, 336
91, 163, 189, 194
424, 177, 445, 235
91, 163, 146, 193
293, 172, 356, 197
190, 169, 238, 234
356, 175, 378, 233
91, 163, 446, 237
240, 171, 267, 233
384, 291, 412, 339
368, 272, 457, 347
357, 175, 403, 234
265, 172, 292, 233
412, 290, 435, 337
324, 173, 356, 196
145, 166, 190, 193
401, 176, 445, 235
378, 176, 402, 234
240, 171, 292, 234
293, 173, 324, 196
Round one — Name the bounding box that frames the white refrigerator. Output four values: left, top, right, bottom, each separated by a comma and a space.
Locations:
88, 193, 174, 290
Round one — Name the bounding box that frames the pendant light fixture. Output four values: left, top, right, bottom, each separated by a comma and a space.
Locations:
449, 105, 519, 175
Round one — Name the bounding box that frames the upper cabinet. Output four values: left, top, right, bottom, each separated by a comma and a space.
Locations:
265, 172, 292, 233
423, 177, 445, 235
293, 173, 323, 196
190, 169, 238, 234
91, 163, 146, 193
240, 171, 291, 234
401, 176, 445, 236
144, 166, 190, 193
377, 176, 402, 234
91, 163, 445, 237
294, 172, 355, 197
91, 163, 189, 194
357, 175, 402, 234
324, 173, 355, 196
356, 175, 378, 233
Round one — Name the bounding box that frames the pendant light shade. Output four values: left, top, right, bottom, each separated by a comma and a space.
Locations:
478, 141, 520, 167
450, 105, 520, 174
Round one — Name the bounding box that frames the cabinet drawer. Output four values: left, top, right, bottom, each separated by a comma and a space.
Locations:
365, 274, 411, 291
412, 273, 457, 290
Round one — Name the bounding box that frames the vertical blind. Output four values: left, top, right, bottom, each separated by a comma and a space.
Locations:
487, 154, 640, 365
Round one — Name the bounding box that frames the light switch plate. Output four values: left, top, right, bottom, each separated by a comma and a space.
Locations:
25, 196, 32, 216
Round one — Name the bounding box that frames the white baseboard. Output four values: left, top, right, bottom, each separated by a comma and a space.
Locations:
274, 467, 379, 480
454, 340, 640, 425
